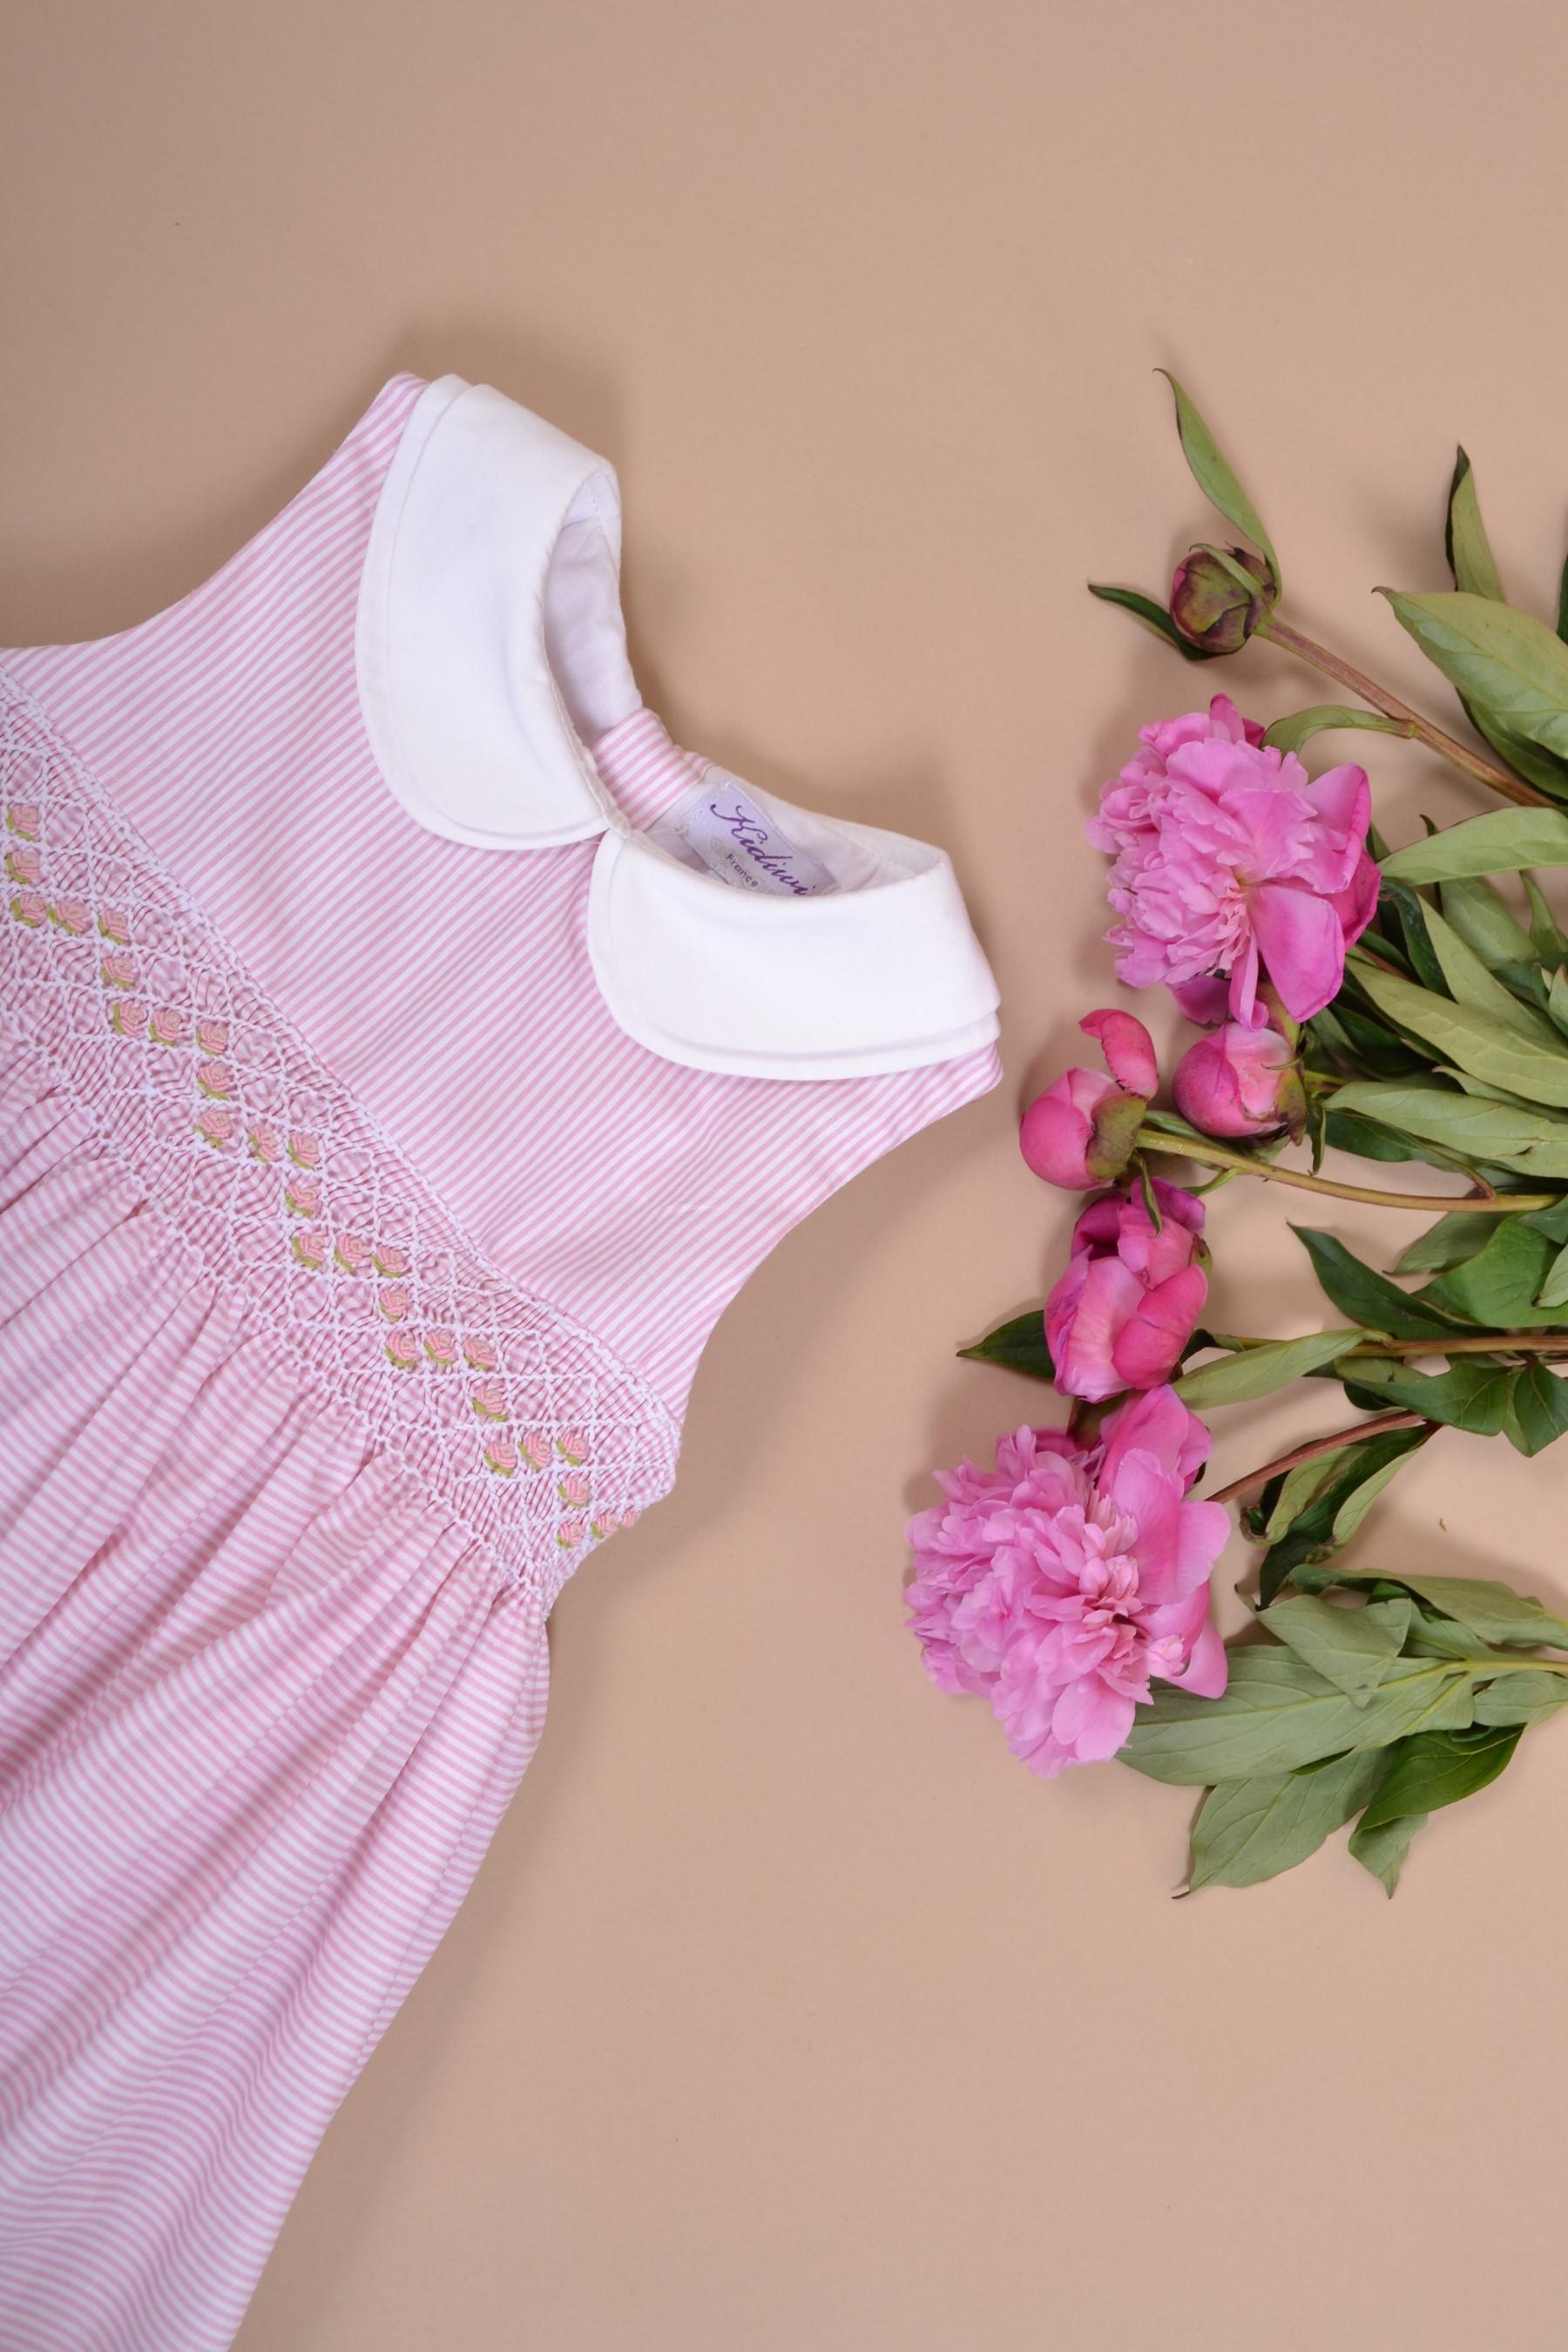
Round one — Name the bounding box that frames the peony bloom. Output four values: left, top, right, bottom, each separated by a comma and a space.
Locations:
905, 1388, 1230, 1777
1019, 1009, 1158, 1191
1045, 1180, 1208, 1402
1089, 695, 1378, 1025
1173, 1020, 1306, 1139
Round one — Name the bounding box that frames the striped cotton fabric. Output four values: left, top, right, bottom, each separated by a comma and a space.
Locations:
0, 375, 1001, 2349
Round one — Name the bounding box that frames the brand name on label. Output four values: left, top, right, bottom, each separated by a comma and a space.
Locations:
658, 774, 836, 898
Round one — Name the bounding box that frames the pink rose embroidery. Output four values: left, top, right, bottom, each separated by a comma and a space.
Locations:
423, 1328, 457, 1369
555, 1518, 585, 1550
291, 1228, 327, 1271
10, 889, 46, 928
385, 1330, 421, 1371
373, 1243, 410, 1279
6, 803, 40, 841
483, 1435, 519, 1478
99, 950, 138, 990
196, 1058, 233, 1100
287, 1132, 320, 1169
616, 1507, 642, 1530
197, 1017, 229, 1055
470, 1379, 509, 1423
591, 1513, 616, 1540
284, 1172, 320, 1217
377, 1284, 410, 1323
97, 905, 131, 943
50, 897, 91, 936
519, 1431, 552, 1473
556, 1428, 588, 1466
333, 1233, 369, 1275
149, 1006, 185, 1048
463, 1336, 497, 1373
558, 1470, 591, 1508
247, 1122, 281, 1163
109, 997, 148, 1037
5, 845, 40, 886
195, 1105, 236, 1150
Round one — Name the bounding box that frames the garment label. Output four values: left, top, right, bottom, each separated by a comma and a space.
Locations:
652, 771, 837, 897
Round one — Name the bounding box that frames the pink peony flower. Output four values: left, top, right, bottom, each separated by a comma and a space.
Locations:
1019, 1009, 1157, 1191
385, 1329, 421, 1371
463, 1335, 497, 1373
97, 905, 131, 943
247, 1122, 281, 1163
483, 1435, 519, 1478
373, 1242, 410, 1279
195, 1105, 236, 1148
519, 1430, 552, 1472
423, 1327, 458, 1368
7, 803, 40, 840
470, 1378, 509, 1422
5, 845, 40, 886
287, 1131, 320, 1169
558, 1470, 591, 1507
1089, 694, 1378, 1025
196, 1058, 233, 1099
99, 950, 137, 989
197, 1017, 229, 1056
110, 996, 147, 1037
1045, 1180, 1209, 1402
10, 889, 47, 928
904, 1387, 1229, 1777
284, 1172, 320, 1217
1173, 1020, 1306, 1139
149, 1005, 185, 1048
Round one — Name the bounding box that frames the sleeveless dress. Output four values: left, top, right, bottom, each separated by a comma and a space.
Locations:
0, 372, 1001, 2351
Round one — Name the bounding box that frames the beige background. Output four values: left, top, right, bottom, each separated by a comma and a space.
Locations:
6, 3, 1568, 2345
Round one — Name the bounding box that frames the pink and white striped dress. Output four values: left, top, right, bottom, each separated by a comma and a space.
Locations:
0, 372, 1001, 2350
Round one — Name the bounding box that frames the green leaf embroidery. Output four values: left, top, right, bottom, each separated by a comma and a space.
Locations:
1173, 1328, 1368, 1409
1157, 373, 1277, 576
1186, 1748, 1385, 1893
1378, 591, 1568, 761
956, 1312, 1054, 1382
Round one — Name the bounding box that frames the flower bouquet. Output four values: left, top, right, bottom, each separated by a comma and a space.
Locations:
909, 379, 1568, 1895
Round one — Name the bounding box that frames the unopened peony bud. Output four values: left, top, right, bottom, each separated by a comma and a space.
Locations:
1019, 1009, 1159, 1190
1172, 1021, 1305, 1139
1169, 545, 1276, 654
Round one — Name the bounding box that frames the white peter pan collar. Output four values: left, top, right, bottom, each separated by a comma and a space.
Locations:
355, 373, 1001, 1081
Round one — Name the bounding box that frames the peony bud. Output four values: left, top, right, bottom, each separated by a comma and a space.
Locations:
1168, 545, 1276, 654
1020, 1010, 1158, 1190
1172, 1020, 1305, 1139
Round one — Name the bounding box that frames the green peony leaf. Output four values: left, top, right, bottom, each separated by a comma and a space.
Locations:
1086, 581, 1219, 664
1260, 706, 1411, 758
957, 1311, 1054, 1382
1378, 591, 1568, 760
1328, 1081, 1568, 1173
1335, 1355, 1517, 1438
1501, 1358, 1568, 1456
1316, 1568, 1568, 1650
1419, 902, 1559, 1042
1350, 966, 1568, 1111
1421, 1217, 1566, 1328
1536, 1235, 1568, 1308
1437, 875, 1536, 968
1473, 1669, 1568, 1725
1382, 806, 1568, 885
1357, 1720, 1522, 1831
1257, 1592, 1408, 1704
1186, 1748, 1385, 1892
1157, 373, 1277, 575
1444, 449, 1504, 601
1292, 1225, 1465, 1338
1119, 1649, 1474, 1787
1173, 1329, 1369, 1409
1256, 1428, 1433, 1605
1392, 1213, 1497, 1275
1348, 1808, 1426, 1896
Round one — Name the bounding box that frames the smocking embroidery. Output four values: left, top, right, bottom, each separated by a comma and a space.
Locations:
0, 672, 674, 1601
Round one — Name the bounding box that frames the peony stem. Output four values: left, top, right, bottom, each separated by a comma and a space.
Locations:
1208, 1410, 1433, 1506
1254, 615, 1548, 808
1140, 1128, 1558, 1213
1348, 1333, 1568, 1356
